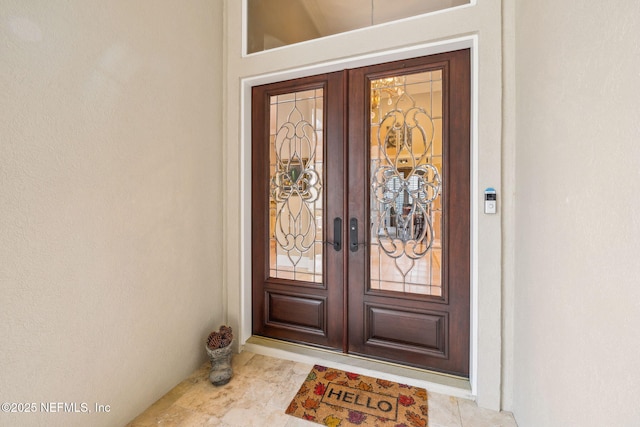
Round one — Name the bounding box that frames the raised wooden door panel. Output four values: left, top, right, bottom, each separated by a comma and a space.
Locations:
251, 72, 346, 350
347, 49, 470, 376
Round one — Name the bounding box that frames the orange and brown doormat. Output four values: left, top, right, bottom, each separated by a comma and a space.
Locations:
285, 364, 429, 427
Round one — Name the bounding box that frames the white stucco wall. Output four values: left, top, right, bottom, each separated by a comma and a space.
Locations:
0, 1, 224, 426
513, 1, 640, 425
224, 0, 506, 410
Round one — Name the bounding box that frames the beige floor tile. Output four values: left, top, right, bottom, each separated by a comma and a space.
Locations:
267, 374, 309, 410
458, 397, 518, 427
284, 415, 317, 427
219, 403, 294, 427
240, 377, 282, 405
126, 367, 210, 426
291, 361, 315, 375
173, 376, 252, 418
231, 349, 256, 368
128, 403, 219, 427
428, 391, 463, 427
128, 351, 517, 427
240, 353, 296, 382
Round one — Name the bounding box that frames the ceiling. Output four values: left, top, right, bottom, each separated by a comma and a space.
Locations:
299, 0, 469, 37
248, 0, 469, 53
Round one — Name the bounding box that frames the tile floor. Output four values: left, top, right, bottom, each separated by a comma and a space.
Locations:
126, 351, 517, 427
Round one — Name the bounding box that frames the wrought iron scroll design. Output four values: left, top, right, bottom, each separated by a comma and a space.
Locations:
270, 102, 322, 268
371, 88, 441, 266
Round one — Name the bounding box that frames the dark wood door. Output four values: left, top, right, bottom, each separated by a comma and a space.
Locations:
251, 72, 346, 350
252, 50, 470, 377
347, 50, 470, 376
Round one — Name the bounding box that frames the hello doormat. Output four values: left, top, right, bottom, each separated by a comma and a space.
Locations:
285, 364, 428, 427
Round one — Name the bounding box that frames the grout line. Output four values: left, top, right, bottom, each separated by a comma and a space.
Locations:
456, 397, 465, 427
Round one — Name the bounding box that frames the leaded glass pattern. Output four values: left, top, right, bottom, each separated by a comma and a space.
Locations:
269, 89, 324, 283
370, 70, 443, 295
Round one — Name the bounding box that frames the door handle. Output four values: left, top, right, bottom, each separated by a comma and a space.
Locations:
350, 217, 366, 252
324, 217, 342, 251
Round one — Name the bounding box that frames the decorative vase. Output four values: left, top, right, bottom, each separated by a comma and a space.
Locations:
206, 341, 233, 386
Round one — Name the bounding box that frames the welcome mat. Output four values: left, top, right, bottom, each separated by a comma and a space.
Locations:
285, 364, 428, 427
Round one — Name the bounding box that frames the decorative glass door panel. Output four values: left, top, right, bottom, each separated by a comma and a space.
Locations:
370, 70, 444, 296
269, 89, 324, 283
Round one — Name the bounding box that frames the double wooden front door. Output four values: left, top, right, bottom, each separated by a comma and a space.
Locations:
251, 50, 470, 377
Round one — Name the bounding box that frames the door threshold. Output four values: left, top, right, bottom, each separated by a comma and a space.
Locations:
242, 336, 473, 400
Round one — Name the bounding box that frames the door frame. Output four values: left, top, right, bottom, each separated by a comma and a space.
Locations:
237, 37, 483, 396
250, 52, 470, 375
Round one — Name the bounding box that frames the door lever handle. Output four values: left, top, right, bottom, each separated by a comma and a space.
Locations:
349, 218, 366, 252
324, 217, 342, 251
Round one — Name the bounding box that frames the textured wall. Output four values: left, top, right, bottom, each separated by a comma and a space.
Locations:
514, 1, 640, 425
0, 1, 223, 426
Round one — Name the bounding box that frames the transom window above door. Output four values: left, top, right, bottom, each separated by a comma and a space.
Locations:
246, 0, 471, 54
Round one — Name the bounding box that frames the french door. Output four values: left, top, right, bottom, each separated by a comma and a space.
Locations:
251, 49, 470, 377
